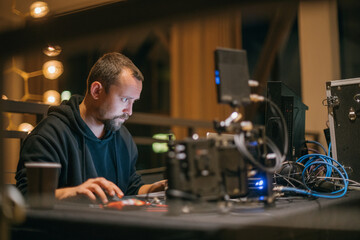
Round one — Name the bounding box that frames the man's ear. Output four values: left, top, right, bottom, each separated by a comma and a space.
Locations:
90, 81, 103, 100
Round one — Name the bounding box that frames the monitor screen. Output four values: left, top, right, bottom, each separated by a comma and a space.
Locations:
214, 48, 251, 107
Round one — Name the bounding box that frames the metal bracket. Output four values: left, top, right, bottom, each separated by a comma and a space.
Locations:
327, 95, 340, 107
326, 95, 340, 116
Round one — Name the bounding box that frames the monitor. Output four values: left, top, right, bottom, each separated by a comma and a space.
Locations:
214, 48, 251, 107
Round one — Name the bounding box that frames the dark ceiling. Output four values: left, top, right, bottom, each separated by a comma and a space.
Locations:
0, 0, 296, 56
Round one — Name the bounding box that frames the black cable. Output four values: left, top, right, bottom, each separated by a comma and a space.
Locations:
274, 173, 307, 188
234, 132, 282, 173
264, 97, 289, 158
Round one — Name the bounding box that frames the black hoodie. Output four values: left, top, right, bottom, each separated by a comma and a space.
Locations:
16, 95, 144, 196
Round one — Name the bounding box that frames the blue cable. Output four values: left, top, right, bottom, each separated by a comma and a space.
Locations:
306, 140, 327, 155
280, 153, 349, 199
302, 161, 348, 196
328, 142, 332, 157
297, 154, 333, 177
297, 154, 348, 179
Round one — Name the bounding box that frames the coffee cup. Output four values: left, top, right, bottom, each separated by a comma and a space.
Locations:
25, 162, 61, 209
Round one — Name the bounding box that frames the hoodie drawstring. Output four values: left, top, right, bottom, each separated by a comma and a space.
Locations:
82, 136, 86, 182
114, 136, 119, 186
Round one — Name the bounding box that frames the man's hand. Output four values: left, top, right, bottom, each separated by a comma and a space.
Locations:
55, 177, 124, 203
138, 179, 167, 195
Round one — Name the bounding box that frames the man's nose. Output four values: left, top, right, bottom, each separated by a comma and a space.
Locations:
123, 102, 133, 116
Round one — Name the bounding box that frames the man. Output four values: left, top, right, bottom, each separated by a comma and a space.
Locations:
16, 52, 166, 204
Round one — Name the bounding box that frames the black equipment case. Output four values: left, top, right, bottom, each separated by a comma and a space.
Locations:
326, 78, 360, 182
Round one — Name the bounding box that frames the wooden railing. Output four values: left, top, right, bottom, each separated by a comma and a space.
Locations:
1, 99, 214, 180
1, 99, 213, 143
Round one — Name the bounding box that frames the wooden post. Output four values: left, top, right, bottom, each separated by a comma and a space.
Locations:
298, 0, 340, 145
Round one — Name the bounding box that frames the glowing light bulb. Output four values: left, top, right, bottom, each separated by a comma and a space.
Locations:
43, 90, 60, 105
47, 96, 55, 103
48, 66, 56, 74
61, 91, 71, 101
42, 60, 63, 79
18, 123, 34, 133
43, 45, 62, 57
34, 7, 41, 14
30, 1, 49, 18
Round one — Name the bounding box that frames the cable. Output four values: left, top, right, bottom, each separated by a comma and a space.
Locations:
275, 153, 349, 199
305, 140, 327, 155
233, 96, 287, 173
307, 148, 321, 154
316, 176, 360, 186
274, 173, 306, 188
274, 161, 307, 188
302, 161, 347, 196
264, 98, 289, 158
265, 136, 285, 171
234, 132, 282, 173
297, 154, 333, 178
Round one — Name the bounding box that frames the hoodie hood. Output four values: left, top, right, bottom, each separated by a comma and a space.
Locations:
47, 94, 113, 141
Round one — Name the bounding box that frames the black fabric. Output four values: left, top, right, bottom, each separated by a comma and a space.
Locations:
16, 95, 144, 196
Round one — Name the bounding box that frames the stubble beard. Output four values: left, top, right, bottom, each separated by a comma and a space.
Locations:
103, 113, 130, 132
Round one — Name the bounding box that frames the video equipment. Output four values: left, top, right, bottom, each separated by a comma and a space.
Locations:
214, 48, 251, 107
266, 81, 308, 160
166, 137, 247, 201
166, 48, 287, 205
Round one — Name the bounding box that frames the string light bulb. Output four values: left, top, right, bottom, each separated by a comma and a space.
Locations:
18, 123, 34, 133
61, 90, 71, 101
43, 90, 60, 105
42, 60, 63, 79
30, 1, 49, 18
43, 45, 62, 57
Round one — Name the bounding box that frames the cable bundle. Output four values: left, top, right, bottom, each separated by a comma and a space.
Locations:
276, 142, 349, 199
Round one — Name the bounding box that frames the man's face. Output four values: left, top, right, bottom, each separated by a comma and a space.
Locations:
97, 68, 142, 132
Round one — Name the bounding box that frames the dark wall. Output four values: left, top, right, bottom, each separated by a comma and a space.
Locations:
338, 0, 360, 79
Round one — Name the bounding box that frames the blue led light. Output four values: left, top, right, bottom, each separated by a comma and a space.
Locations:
215, 76, 220, 85
215, 70, 220, 85
249, 141, 258, 147
255, 179, 265, 190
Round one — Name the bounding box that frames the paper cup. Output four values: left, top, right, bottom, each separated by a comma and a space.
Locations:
25, 162, 61, 209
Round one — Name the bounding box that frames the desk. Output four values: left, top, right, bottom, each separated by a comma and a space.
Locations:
11, 191, 360, 240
